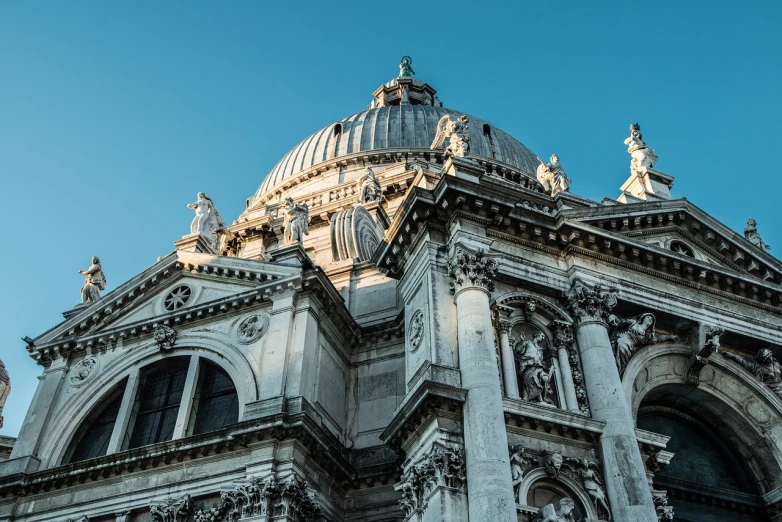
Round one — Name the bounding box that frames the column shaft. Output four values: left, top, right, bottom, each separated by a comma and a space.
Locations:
455, 287, 516, 522
498, 325, 520, 399
557, 346, 579, 412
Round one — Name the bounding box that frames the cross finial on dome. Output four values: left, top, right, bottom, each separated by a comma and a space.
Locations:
399, 56, 414, 78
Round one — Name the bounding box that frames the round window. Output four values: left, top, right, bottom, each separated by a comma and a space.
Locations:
164, 285, 193, 311
670, 241, 694, 258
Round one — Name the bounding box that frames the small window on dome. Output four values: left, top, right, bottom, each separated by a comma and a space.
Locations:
483, 124, 491, 137
483, 124, 497, 159
333, 123, 343, 136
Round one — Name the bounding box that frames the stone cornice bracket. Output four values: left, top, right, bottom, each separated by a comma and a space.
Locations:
447, 246, 498, 296
564, 279, 618, 327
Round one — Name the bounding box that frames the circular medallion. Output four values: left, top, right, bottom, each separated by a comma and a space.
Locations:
69, 356, 99, 387
408, 309, 425, 352
164, 285, 193, 311
236, 314, 270, 344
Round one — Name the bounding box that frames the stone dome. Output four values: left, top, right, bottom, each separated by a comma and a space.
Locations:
249, 77, 541, 207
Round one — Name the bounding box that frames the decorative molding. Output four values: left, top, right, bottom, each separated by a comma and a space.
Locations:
68, 356, 99, 387
564, 279, 618, 326
153, 324, 178, 351
330, 205, 382, 263
408, 309, 425, 353
395, 442, 466, 517
150, 494, 192, 522
236, 313, 270, 344
447, 247, 498, 294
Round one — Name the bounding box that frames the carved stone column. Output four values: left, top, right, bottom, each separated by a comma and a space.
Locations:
551, 322, 579, 413
496, 319, 520, 399
448, 247, 516, 522
565, 279, 658, 522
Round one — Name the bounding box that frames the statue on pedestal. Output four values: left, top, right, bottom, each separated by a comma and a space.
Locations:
282, 197, 310, 246
536, 154, 571, 196
744, 219, 770, 251
358, 167, 382, 204
515, 332, 555, 405
187, 192, 225, 252
0, 359, 9, 430
79, 256, 106, 303
431, 114, 471, 157
624, 123, 658, 176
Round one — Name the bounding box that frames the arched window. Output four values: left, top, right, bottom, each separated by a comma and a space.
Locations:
191, 359, 239, 435
333, 123, 343, 136
67, 384, 125, 463
128, 357, 189, 449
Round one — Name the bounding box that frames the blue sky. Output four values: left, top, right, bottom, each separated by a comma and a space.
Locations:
1, 1, 780, 436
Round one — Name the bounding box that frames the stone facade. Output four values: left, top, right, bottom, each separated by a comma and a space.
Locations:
2, 65, 782, 522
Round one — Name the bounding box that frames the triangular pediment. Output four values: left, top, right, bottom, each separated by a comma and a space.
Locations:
31, 251, 302, 358
563, 199, 781, 284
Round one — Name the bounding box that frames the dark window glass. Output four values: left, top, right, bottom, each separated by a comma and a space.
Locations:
192, 361, 239, 435
129, 359, 189, 448
69, 389, 124, 463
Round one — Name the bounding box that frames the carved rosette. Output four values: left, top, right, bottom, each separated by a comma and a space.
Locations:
69, 356, 99, 387
447, 247, 498, 294
236, 313, 271, 344
395, 443, 466, 516
153, 324, 178, 351
564, 280, 618, 326
150, 494, 192, 522
408, 309, 425, 352
192, 475, 322, 522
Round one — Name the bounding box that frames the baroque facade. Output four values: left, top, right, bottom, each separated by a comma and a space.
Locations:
1, 61, 781, 522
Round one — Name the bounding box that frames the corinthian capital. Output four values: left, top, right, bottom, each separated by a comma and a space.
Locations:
565, 279, 618, 326
448, 247, 498, 294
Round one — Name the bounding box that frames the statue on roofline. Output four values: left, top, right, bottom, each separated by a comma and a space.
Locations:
282, 197, 310, 246
187, 192, 226, 252
0, 359, 9, 430
745, 219, 770, 251
399, 56, 415, 78
536, 154, 571, 196
430, 114, 470, 158
79, 256, 106, 303
624, 123, 658, 177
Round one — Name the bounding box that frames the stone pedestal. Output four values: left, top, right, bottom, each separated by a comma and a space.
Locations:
174, 233, 218, 254
449, 247, 516, 522
566, 280, 658, 522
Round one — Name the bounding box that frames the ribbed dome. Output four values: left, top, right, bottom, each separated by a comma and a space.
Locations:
252, 105, 540, 203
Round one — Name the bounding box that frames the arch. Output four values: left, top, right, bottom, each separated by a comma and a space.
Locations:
491, 291, 574, 325
623, 344, 782, 496
517, 468, 598, 520
44, 334, 259, 468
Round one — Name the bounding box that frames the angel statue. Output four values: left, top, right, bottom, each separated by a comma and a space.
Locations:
282, 197, 310, 246
430, 115, 470, 158
0, 358, 10, 430
514, 332, 555, 405
187, 192, 226, 252
399, 56, 415, 78
745, 219, 770, 251
564, 458, 611, 520
538, 497, 578, 522
78, 256, 106, 303
359, 167, 382, 204
624, 123, 658, 177
722, 347, 782, 399
536, 154, 571, 196
608, 312, 677, 374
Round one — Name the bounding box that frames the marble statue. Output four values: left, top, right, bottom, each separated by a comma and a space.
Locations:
399, 56, 415, 78
538, 497, 578, 522
431, 115, 471, 157
514, 332, 555, 405
0, 359, 9, 429
508, 445, 530, 504
79, 256, 106, 303
624, 123, 658, 176
358, 167, 382, 204
565, 459, 610, 520
536, 154, 571, 196
187, 192, 226, 252
745, 219, 770, 251
282, 197, 310, 246
608, 312, 677, 374
722, 347, 782, 398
